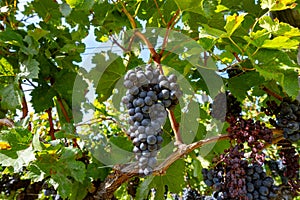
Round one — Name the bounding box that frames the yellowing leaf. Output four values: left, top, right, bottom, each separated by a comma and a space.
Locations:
224, 13, 247, 36
261, 0, 296, 11
0, 141, 11, 150
0, 57, 14, 76
66, 0, 83, 8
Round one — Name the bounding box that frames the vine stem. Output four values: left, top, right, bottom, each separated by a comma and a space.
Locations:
19, 83, 28, 119
262, 86, 283, 101
57, 98, 79, 148
46, 108, 56, 140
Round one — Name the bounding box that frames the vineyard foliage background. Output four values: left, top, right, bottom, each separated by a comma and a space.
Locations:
0, 0, 299, 199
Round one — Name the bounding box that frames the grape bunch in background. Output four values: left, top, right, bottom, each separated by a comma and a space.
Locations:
276, 98, 300, 141
122, 65, 182, 175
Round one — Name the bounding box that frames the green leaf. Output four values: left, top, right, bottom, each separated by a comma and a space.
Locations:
0, 128, 35, 172
19, 58, 40, 79
53, 69, 77, 105
224, 13, 247, 36
136, 160, 185, 200
89, 52, 126, 102
261, 0, 296, 11
65, 160, 86, 182
0, 29, 24, 46
54, 123, 76, 139
30, 85, 56, 112
21, 35, 39, 56
0, 83, 22, 110
32, 0, 62, 23
201, 24, 226, 37
109, 136, 133, 152
28, 28, 49, 41
69, 181, 88, 200
52, 173, 73, 198
0, 146, 35, 172
174, 0, 204, 15
253, 49, 300, 98
136, 176, 154, 200
227, 71, 265, 101
244, 29, 271, 48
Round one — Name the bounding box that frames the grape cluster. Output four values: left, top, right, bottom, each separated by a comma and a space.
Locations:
171, 188, 216, 200
0, 173, 34, 196
276, 98, 300, 141
245, 163, 278, 200
0, 172, 60, 199
202, 162, 278, 199
210, 92, 242, 122
42, 184, 62, 200
202, 145, 248, 200
277, 140, 300, 195
226, 117, 273, 163
122, 65, 182, 175
182, 188, 203, 200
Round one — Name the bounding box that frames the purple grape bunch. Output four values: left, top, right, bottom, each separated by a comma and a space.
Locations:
122, 65, 182, 175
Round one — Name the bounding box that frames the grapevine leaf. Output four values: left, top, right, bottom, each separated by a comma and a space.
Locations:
28, 28, 49, 41
0, 146, 35, 173
253, 49, 300, 98
30, 85, 56, 112
19, 58, 40, 79
109, 136, 133, 152
174, 0, 204, 15
0, 29, 24, 46
224, 13, 247, 36
261, 0, 296, 11
244, 29, 271, 47
32, 0, 62, 23
154, 160, 185, 197
0, 83, 22, 110
0, 57, 14, 76
262, 36, 299, 49
88, 52, 126, 102
227, 71, 265, 101
0, 128, 35, 172
52, 173, 73, 198
53, 69, 77, 105
64, 160, 86, 182
136, 176, 154, 200
66, 0, 84, 8
69, 181, 88, 200
201, 24, 227, 37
